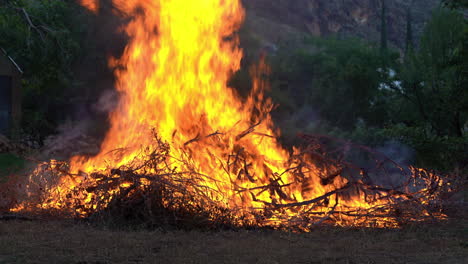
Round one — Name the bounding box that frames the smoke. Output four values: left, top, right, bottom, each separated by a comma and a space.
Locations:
376, 140, 415, 166
93, 89, 119, 114
275, 105, 320, 132
37, 1, 128, 161
371, 140, 416, 188
41, 120, 99, 160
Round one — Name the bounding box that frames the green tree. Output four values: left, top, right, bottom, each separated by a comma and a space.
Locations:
442, 0, 468, 9
404, 9, 466, 136
0, 0, 85, 139
386, 8, 468, 170
270, 37, 398, 130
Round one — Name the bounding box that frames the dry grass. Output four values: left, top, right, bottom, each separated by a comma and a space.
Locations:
0, 220, 466, 264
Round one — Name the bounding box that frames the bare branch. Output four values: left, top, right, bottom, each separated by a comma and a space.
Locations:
1, 47, 23, 74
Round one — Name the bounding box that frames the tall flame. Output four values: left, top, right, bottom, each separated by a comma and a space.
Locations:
68, 0, 343, 216
70, 0, 301, 207
5, 0, 449, 229
72, 0, 248, 172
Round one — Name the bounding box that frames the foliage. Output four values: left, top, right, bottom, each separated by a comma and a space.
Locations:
442, 0, 468, 9
346, 125, 467, 171
396, 8, 467, 137
270, 37, 398, 130
268, 8, 467, 172
0, 0, 86, 139
386, 8, 468, 172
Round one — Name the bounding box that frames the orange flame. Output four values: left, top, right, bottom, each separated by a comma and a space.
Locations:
70, 0, 301, 211
6, 0, 449, 228
78, 0, 99, 13
77, 0, 338, 204
67, 0, 380, 221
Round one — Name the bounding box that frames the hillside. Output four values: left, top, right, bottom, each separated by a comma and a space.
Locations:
243, 0, 440, 50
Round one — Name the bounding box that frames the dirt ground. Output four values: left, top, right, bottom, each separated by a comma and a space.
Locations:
0, 220, 466, 264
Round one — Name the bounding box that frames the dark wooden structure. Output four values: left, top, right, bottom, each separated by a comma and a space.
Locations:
0, 52, 22, 134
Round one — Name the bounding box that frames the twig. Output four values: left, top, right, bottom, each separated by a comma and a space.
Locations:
236, 121, 261, 141
270, 183, 352, 208
184, 131, 223, 146
0, 47, 23, 74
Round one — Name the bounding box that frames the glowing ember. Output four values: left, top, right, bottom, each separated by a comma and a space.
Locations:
3, 0, 452, 229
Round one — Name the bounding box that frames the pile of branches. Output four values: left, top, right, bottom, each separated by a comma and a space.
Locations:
4, 135, 247, 229
2, 132, 461, 231
280, 134, 460, 228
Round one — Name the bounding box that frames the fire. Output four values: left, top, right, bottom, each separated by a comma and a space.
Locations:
4, 0, 451, 229
79, 0, 99, 13
70, 0, 300, 209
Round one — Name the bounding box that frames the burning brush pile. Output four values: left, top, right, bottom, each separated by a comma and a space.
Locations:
4, 131, 456, 230
0, 0, 461, 230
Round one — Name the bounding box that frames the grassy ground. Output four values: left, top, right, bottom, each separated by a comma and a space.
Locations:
0, 153, 25, 181
0, 220, 466, 264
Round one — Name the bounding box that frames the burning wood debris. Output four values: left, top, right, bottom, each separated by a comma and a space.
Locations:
2, 130, 458, 231
0, 0, 462, 230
